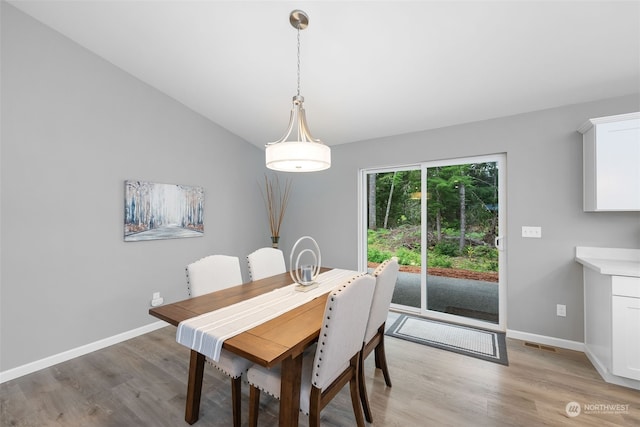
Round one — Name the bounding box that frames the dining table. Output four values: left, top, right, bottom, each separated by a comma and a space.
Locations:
148, 267, 354, 426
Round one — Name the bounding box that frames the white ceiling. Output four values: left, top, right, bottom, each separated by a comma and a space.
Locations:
8, 1, 640, 148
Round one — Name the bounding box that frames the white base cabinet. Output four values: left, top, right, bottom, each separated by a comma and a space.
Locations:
611, 277, 640, 380
576, 247, 640, 390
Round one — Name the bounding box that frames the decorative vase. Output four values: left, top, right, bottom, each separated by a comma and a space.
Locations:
271, 236, 280, 248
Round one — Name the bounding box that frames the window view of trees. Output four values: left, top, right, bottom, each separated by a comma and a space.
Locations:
367, 163, 499, 274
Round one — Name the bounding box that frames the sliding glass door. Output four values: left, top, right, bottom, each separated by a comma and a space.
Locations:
359, 154, 506, 331
361, 167, 422, 310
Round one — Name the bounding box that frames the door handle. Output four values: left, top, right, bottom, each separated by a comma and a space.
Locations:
494, 236, 504, 251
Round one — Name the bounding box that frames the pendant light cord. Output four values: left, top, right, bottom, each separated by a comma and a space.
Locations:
296, 23, 301, 98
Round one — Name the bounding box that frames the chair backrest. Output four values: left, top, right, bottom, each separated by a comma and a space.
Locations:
363, 257, 399, 343
246, 247, 286, 281
311, 273, 375, 390
186, 255, 243, 297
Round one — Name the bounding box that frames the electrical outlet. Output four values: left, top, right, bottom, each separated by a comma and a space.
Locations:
151, 292, 164, 307
522, 226, 542, 238
557, 304, 566, 317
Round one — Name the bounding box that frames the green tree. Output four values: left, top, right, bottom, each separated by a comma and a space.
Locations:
370, 164, 497, 239
425, 163, 497, 248
373, 170, 421, 229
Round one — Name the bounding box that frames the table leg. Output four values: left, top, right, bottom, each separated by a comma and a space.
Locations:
279, 353, 303, 427
185, 350, 206, 424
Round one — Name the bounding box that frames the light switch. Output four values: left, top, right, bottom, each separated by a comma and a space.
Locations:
522, 226, 542, 238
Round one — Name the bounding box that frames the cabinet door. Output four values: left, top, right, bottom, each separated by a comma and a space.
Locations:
594, 118, 640, 210
612, 295, 640, 380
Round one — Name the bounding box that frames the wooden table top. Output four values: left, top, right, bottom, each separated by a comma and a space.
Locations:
149, 268, 332, 368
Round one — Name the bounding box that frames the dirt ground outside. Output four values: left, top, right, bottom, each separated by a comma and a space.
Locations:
368, 262, 498, 283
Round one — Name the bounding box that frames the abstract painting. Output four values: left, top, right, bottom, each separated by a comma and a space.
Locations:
124, 180, 204, 242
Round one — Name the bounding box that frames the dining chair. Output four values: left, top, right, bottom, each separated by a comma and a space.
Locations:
246, 247, 286, 281
185, 254, 252, 427
359, 257, 399, 422
246, 273, 376, 427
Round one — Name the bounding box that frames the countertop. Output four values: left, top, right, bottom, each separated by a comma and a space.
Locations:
575, 247, 640, 277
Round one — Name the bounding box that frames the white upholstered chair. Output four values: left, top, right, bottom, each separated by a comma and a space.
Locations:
185, 255, 252, 427
186, 254, 243, 297
246, 247, 286, 281
247, 273, 376, 427
359, 257, 399, 422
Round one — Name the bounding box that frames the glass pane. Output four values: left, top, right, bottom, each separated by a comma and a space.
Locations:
425, 162, 500, 323
366, 170, 422, 309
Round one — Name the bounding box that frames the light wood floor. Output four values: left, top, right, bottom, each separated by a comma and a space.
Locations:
1, 323, 639, 426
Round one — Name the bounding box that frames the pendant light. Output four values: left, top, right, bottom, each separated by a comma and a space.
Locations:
265, 10, 331, 172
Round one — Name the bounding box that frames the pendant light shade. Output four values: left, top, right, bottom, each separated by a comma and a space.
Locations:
266, 140, 331, 172
266, 10, 331, 172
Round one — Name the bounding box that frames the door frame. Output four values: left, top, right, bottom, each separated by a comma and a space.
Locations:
357, 162, 420, 271
358, 154, 507, 332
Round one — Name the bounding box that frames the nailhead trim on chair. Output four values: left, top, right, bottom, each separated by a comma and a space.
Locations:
373, 257, 396, 277
248, 381, 283, 407
246, 256, 254, 281
311, 273, 365, 388
206, 359, 244, 379
185, 266, 193, 296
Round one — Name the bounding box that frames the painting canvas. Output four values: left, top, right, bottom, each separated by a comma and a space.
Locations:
124, 180, 204, 242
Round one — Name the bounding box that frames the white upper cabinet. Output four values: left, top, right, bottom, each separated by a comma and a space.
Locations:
578, 112, 640, 212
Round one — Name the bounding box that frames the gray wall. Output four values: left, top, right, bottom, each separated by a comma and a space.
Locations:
2, 3, 640, 374
0, 4, 268, 371
284, 94, 640, 343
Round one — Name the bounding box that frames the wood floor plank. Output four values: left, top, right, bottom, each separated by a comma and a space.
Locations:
1, 323, 639, 426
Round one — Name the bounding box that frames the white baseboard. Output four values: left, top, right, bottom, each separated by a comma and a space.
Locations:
506, 329, 585, 352
0, 321, 167, 384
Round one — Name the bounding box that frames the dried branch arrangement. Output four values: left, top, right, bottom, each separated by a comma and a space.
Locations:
261, 174, 292, 239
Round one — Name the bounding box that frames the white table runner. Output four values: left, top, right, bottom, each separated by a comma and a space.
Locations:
176, 269, 359, 362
